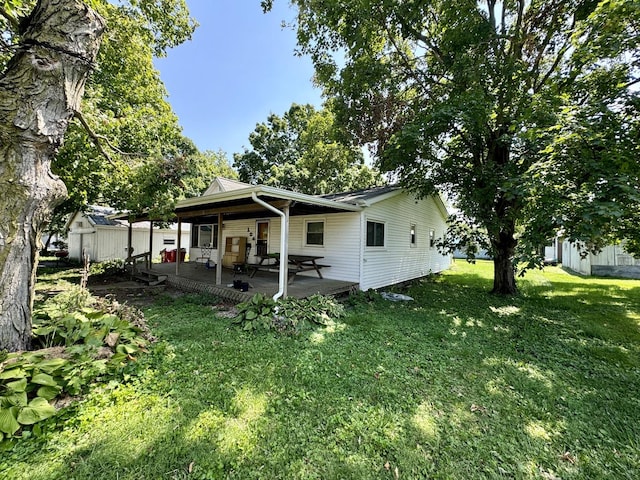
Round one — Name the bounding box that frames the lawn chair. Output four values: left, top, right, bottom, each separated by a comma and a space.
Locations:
196, 245, 215, 269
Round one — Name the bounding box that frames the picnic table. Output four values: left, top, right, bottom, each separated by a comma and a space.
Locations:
248, 253, 328, 283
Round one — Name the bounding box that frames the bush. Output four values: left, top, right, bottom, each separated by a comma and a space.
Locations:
0, 287, 150, 443
89, 259, 125, 278
232, 293, 344, 334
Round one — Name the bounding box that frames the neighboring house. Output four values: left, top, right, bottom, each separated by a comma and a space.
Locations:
563, 241, 640, 279
178, 178, 451, 292
66, 206, 190, 262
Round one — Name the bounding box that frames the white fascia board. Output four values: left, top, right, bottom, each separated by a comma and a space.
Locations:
176, 185, 363, 212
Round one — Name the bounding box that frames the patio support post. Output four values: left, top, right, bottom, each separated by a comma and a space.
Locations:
127, 221, 132, 260
216, 213, 223, 285
148, 220, 153, 270
176, 217, 182, 275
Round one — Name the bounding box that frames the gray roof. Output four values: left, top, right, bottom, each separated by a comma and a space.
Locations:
320, 184, 401, 205
88, 214, 119, 226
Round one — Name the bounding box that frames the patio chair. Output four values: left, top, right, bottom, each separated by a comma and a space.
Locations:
196, 245, 215, 269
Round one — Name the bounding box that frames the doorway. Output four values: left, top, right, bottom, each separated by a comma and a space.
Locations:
256, 220, 269, 256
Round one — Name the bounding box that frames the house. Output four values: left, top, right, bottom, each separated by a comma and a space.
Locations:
66, 206, 190, 263
563, 241, 640, 279
174, 178, 451, 295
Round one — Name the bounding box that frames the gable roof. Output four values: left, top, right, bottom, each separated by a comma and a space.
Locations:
175, 178, 450, 223
202, 177, 251, 196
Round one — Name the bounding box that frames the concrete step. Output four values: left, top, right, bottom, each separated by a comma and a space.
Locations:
133, 269, 168, 286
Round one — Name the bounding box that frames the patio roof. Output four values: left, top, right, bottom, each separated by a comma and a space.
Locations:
174, 184, 363, 223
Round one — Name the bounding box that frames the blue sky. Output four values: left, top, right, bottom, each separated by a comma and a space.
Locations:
154, 1, 324, 158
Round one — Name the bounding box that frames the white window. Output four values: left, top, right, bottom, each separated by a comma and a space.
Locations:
410, 224, 417, 247
192, 224, 218, 248
366, 221, 385, 247
305, 220, 324, 246
429, 228, 436, 249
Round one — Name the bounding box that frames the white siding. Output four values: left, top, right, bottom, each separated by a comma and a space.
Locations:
562, 242, 591, 275
211, 214, 362, 283
563, 241, 640, 276
186, 191, 450, 290
67, 212, 189, 262
360, 192, 451, 291
287, 212, 361, 282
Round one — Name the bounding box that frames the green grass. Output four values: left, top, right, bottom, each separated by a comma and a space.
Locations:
3, 261, 639, 479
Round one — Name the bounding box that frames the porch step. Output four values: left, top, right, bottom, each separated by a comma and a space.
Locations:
133, 269, 168, 286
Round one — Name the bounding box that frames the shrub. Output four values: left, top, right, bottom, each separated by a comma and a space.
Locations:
232, 293, 278, 331
89, 259, 125, 278
0, 287, 150, 442
232, 293, 344, 334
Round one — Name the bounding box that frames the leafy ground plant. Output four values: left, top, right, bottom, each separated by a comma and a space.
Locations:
2, 262, 639, 479
0, 286, 150, 443
233, 293, 344, 333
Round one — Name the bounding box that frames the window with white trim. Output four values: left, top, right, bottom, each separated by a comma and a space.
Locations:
192, 224, 219, 248
163, 238, 176, 245
305, 220, 324, 246
410, 224, 417, 247
366, 221, 385, 247
429, 228, 436, 249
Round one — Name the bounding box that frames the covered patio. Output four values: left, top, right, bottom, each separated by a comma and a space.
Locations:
119, 181, 363, 302
149, 261, 359, 302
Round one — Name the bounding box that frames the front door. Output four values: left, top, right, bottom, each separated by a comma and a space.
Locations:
256, 221, 269, 256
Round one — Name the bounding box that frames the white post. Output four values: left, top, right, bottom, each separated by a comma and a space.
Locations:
216, 213, 223, 285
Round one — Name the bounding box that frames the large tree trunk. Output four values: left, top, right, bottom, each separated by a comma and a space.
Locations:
491, 227, 518, 295
0, 0, 104, 351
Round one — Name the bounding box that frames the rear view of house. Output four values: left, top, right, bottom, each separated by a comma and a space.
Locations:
178, 178, 451, 293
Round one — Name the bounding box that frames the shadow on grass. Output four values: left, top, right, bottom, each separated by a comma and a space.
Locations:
8, 268, 640, 479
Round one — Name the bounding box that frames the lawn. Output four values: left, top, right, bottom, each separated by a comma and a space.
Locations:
2, 261, 639, 479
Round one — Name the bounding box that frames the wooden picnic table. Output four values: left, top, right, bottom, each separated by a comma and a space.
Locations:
248, 253, 328, 283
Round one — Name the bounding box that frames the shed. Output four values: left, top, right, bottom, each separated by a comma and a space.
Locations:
66, 206, 190, 263
563, 241, 640, 279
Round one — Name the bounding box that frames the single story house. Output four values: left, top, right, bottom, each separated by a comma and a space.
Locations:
173, 178, 451, 296
563, 241, 640, 279
66, 206, 190, 263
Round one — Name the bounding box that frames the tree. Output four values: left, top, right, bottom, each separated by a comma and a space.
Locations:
0, 0, 196, 351
48, 0, 200, 226
265, 0, 640, 293
0, 0, 105, 351
234, 103, 382, 194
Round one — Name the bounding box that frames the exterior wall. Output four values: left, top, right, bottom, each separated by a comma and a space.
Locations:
287, 212, 361, 282
562, 241, 640, 278
562, 241, 592, 275
360, 192, 451, 291
67, 212, 190, 262
187, 191, 451, 290
198, 213, 362, 283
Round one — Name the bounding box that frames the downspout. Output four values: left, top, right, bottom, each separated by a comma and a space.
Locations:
251, 192, 288, 301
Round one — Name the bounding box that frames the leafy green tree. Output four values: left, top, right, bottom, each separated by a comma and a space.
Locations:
234, 103, 382, 194
265, 0, 640, 293
0, 0, 196, 351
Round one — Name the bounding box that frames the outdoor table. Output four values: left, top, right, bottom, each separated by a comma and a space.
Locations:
249, 253, 327, 283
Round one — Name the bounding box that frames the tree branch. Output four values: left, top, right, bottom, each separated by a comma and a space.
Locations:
0, 7, 20, 31
73, 110, 139, 166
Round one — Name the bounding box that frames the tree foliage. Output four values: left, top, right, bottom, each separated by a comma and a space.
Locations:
234, 103, 382, 194
267, 0, 640, 292
2, 0, 232, 228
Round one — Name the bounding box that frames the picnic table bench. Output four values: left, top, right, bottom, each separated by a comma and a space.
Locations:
247, 253, 330, 284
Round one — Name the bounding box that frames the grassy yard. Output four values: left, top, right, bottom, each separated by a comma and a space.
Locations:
2, 261, 639, 479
